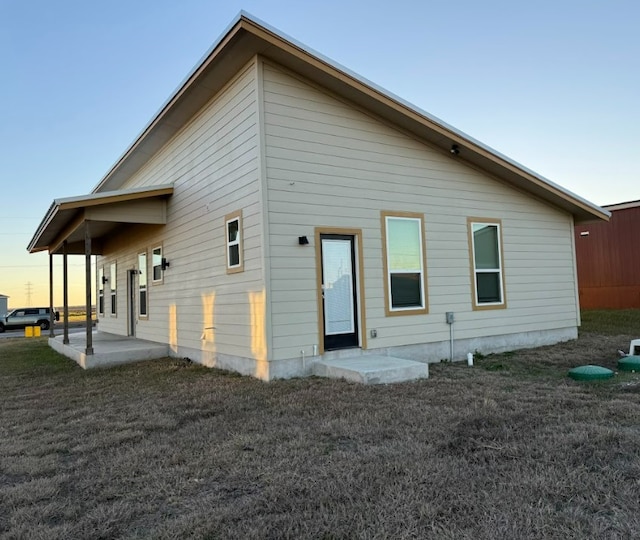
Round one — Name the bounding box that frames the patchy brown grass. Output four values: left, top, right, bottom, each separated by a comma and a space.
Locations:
1, 317, 640, 539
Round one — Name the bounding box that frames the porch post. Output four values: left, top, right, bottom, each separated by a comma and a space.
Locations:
85, 221, 93, 355
63, 241, 69, 344
49, 253, 54, 338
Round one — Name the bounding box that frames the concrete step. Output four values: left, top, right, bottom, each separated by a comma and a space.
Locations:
313, 355, 428, 384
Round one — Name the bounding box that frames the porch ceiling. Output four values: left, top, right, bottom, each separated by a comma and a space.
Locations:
27, 185, 173, 255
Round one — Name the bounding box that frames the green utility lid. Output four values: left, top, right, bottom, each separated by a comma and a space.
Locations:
568, 365, 615, 381
618, 356, 640, 372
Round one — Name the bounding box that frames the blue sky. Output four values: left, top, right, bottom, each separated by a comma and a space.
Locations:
1, 0, 638, 307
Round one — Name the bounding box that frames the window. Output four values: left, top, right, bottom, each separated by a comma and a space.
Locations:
152, 246, 163, 283
98, 267, 104, 316
469, 218, 506, 309
138, 252, 148, 317
110, 262, 117, 315
225, 210, 243, 273
381, 212, 428, 315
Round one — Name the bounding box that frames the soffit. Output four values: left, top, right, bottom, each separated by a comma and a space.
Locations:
28, 185, 173, 255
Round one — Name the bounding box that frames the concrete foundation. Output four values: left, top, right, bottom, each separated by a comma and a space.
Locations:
49, 326, 578, 383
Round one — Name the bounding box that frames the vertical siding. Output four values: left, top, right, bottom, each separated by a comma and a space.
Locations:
262, 62, 578, 361
96, 59, 266, 361
575, 206, 640, 308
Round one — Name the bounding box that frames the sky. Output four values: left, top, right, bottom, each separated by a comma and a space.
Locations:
1, 0, 638, 308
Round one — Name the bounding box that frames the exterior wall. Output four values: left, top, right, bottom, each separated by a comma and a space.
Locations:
262, 61, 579, 372
95, 59, 270, 377
575, 206, 640, 308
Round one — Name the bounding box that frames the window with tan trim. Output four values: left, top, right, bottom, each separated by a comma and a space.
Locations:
468, 218, 506, 309
110, 262, 117, 316
152, 246, 163, 283
381, 211, 428, 315
97, 266, 105, 316
225, 210, 243, 274
138, 252, 148, 318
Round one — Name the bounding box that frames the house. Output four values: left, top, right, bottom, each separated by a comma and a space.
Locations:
28, 13, 609, 380
575, 200, 640, 309
0, 295, 8, 317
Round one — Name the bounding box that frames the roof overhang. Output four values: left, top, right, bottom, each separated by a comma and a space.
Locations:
603, 199, 640, 212
28, 185, 174, 255
77, 13, 608, 224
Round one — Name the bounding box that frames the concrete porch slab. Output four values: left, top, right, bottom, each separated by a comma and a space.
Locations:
50, 331, 169, 369
312, 355, 429, 384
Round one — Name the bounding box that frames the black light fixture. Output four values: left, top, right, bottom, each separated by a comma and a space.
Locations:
298, 236, 309, 245
161, 258, 170, 270
450, 144, 460, 155
101, 275, 108, 284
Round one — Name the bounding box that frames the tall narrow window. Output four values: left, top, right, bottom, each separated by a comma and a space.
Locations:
98, 267, 104, 316
152, 246, 163, 283
225, 210, 243, 274
138, 252, 148, 317
110, 262, 117, 315
469, 219, 506, 309
381, 212, 428, 315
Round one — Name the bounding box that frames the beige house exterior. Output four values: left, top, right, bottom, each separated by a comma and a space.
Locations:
28, 13, 609, 380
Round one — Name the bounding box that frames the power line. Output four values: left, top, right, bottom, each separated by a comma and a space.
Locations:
25, 282, 33, 306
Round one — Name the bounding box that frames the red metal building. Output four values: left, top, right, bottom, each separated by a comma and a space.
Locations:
575, 200, 640, 309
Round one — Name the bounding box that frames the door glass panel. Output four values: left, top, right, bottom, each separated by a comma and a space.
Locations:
322, 239, 355, 335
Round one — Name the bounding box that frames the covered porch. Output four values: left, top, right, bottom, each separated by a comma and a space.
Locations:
27, 184, 173, 355
50, 331, 169, 369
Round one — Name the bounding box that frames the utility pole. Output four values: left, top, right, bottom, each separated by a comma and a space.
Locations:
25, 281, 33, 306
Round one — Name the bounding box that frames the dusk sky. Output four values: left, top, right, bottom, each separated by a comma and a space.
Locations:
1, 0, 638, 308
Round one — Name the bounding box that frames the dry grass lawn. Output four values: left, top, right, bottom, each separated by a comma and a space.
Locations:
1, 311, 640, 539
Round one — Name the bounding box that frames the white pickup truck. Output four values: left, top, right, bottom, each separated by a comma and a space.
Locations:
0, 307, 60, 333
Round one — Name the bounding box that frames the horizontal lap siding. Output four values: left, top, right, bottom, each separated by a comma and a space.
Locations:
263, 63, 577, 361
97, 61, 265, 359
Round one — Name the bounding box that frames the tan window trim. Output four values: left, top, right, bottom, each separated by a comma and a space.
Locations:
110, 261, 117, 317
467, 217, 507, 311
381, 211, 429, 317
97, 266, 105, 316
225, 210, 244, 274
138, 251, 149, 319
152, 245, 164, 285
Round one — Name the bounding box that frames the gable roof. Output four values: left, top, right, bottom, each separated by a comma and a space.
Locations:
83, 13, 609, 223
603, 199, 640, 212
